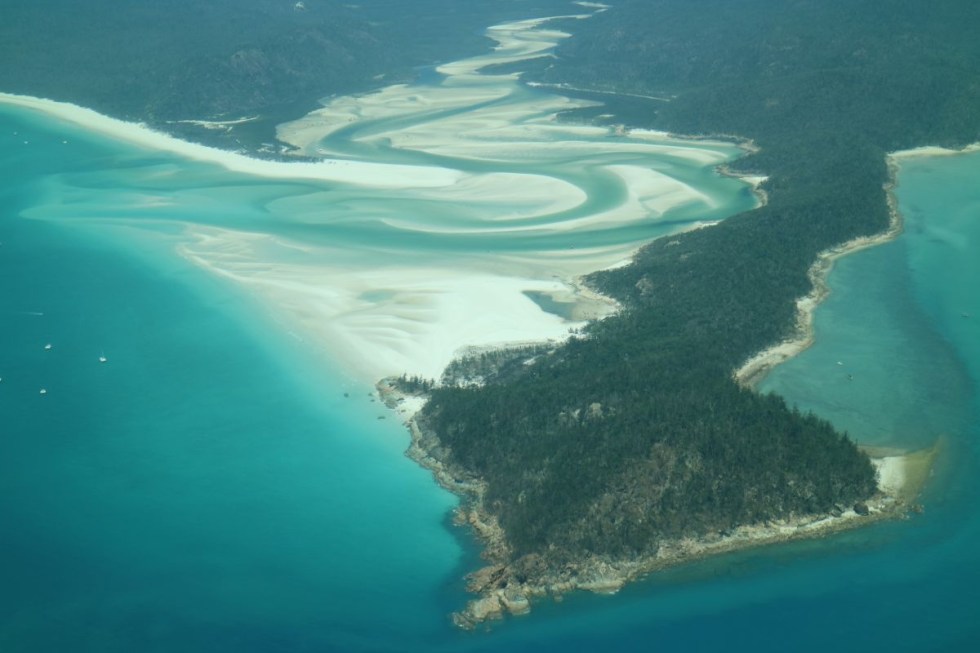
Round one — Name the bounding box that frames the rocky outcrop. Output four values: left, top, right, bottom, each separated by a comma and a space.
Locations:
377, 378, 928, 629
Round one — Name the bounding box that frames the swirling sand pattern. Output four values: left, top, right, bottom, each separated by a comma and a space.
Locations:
2, 9, 756, 381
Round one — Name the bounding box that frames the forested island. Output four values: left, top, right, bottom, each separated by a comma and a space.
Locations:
4, 0, 977, 629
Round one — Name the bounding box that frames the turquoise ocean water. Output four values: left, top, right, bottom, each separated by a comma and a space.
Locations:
3, 14, 980, 653
0, 108, 468, 651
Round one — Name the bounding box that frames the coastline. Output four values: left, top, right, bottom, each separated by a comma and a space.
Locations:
734, 168, 902, 388
378, 378, 933, 628
0, 92, 464, 190
9, 87, 940, 628
736, 140, 980, 388
378, 144, 968, 628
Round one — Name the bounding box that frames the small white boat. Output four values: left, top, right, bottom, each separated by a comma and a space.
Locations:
39, 388, 47, 395
99, 354, 107, 363
44, 343, 52, 351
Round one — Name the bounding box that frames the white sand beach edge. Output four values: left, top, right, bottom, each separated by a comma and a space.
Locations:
0, 92, 463, 189
735, 141, 980, 387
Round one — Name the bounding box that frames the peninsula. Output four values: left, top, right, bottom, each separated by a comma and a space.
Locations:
380, 0, 978, 626
376, 143, 934, 625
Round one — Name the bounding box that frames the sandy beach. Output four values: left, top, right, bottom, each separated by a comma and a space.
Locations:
735, 182, 902, 386
0, 92, 464, 190
736, 141, 980, 387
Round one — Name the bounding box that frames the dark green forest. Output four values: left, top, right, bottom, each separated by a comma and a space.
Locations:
417, 0, 980, 560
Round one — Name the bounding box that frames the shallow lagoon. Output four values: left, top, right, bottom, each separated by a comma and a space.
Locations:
2, 9, 980, 653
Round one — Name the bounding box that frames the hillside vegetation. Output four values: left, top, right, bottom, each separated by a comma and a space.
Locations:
419, 0, 980, 562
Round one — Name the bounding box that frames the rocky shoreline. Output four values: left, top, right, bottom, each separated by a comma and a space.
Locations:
371, 145, 936, 630
377, 378, 930, 629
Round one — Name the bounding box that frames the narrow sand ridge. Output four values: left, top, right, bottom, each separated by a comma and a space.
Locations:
0, 93, 462, 190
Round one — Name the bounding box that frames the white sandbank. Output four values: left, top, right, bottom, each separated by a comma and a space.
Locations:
177, 226, 621, 383
888, 143, 980, 160
574, 2, 611, 12
0, 92, 462, 189
872, 456, 906, 497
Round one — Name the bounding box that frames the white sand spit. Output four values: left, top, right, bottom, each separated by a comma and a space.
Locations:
872, 456, 907, 497
0, 93, 462, 189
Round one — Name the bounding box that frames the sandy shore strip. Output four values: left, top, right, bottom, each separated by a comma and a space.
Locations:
0, 92, 463, 189
735, 178, 901, 386
888, 143, 980, 160
736, 141, 980, 387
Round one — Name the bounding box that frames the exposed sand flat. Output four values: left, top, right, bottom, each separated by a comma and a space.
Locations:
278, 14, 587, 152
396, 172, 588, 222
607, 164, 717, 213
279, 84, 513, 151
375, 166, 711, 236
437, 16, 587, 77
6, 6, 758, 395
279, 72, 730, 170
381, 118, 733, 163
177, 226, 615, 382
